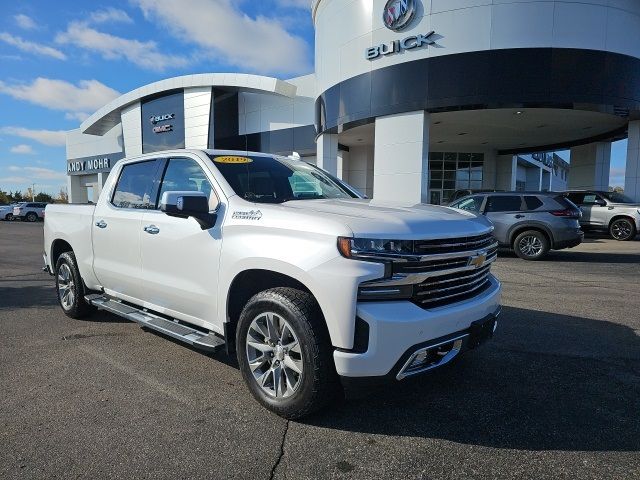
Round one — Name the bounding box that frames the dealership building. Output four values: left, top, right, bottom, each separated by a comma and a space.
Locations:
66, 0, 640, 204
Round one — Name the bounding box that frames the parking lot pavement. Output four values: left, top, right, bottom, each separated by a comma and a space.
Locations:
0, 221, 639, 480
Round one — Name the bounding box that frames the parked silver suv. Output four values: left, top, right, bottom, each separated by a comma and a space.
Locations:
563, 191, 640, 241
449, 192, 583, 260
13, 202, 47, 222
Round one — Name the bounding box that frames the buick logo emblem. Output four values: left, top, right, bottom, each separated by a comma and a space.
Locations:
383, 0, 417, 31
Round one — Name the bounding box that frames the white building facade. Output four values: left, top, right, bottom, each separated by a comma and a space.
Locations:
66, 0, 640, 203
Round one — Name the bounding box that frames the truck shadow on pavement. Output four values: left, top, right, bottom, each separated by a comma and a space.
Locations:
305, 306, 640, 453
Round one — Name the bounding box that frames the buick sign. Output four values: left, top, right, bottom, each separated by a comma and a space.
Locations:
383, 0, 416, 31
365, 31, 435, 60
150, 113, 175, 124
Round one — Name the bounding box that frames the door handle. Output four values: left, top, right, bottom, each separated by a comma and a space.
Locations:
95, 220, 107, 229
514, 214, 525, 219
144, 225, 160, 235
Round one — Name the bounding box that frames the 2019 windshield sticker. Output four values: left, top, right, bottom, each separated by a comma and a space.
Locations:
232, 210, 263, 220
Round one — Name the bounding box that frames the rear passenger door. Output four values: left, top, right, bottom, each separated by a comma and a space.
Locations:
92, 159, 162, 303
483, 195, 524, 244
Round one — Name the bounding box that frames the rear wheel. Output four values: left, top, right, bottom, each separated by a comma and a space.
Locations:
236, 287, 340, 419
609, 218, 636, 241
4, 213, 12, 221
55, 252, 96, 319
513, 230, 550, 260
26, 212, 38, 222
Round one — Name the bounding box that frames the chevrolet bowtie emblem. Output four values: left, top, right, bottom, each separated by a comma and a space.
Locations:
469, 253, 487, 269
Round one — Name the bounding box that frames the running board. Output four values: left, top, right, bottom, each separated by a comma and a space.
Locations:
85, 294, 225, 353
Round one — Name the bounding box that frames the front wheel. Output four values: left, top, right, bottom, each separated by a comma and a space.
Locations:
236, 287, 340, 419
4, 213, 12, 221
26, 212, 38, 222
609, 218, 636, 241
513, 230, 550, 260
55, 252, 96, 319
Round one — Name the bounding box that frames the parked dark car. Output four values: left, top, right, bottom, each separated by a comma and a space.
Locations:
449, 192, 583, 260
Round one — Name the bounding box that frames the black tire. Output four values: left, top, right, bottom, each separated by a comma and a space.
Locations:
236, 287, 340, 419
55, 252, 96, 319
4, 213, 12, 221
26, 212, 38, 222
609, 218, 636, 241
513, 230, 550, 260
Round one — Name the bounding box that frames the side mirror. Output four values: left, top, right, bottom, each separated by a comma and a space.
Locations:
160, 191, 217, 230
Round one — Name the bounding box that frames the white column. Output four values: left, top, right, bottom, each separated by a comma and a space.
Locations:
496, 155, 516, 190
121, 102, 142, 157
336, 149, 347, 180
525, 166, 542, 191
625, 120, 640, 201
68, 175, 87, 204
316, 133, 338, 175
184, 87, 212, 149
568, 142, 611, 190
482, 151, 498, 189
373, 111, 429, 204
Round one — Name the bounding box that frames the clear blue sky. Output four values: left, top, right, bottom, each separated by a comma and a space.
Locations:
0, 0, 629, 195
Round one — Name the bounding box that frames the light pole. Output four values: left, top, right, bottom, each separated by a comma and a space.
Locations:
32, 183, 36, 201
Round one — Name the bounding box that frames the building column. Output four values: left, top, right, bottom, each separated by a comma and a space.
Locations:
625, 120, 640, 201
568, 142, 611, 190
184, 87, 212, 149
526, 166, 542, 191
121, 102, 142, 157
496, 155, 516, 190
373, 111, 429, 204
316, 133, 338, 175
68, 175, 87, 204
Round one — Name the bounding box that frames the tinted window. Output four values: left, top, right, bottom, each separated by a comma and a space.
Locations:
112, 161, 158, 209
486, 195, 523, 212
452, 196, 483, 212
566, 193, 585, 205
159, 158, 217, 210
524, 196, 543, 210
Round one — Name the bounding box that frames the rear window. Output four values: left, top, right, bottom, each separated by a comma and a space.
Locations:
554, 195, 578, 210
486, 195, 523, 212
524, 196, 543, 210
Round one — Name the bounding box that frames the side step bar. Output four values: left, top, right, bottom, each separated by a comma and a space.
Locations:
85, 294, 225, 353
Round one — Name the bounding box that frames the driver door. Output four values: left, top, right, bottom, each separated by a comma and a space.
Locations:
140, 156, 224, 329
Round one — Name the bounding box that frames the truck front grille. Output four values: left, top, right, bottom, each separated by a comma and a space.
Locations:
413, 264, 493, 308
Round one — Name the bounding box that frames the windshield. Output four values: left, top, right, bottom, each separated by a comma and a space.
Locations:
208, 154, 356, 203
601, 192, 635, 203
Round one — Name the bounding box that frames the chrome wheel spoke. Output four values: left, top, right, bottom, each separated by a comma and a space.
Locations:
246, 311, 303, 399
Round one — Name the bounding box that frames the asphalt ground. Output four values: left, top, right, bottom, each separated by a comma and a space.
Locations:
0, 220, 639, 480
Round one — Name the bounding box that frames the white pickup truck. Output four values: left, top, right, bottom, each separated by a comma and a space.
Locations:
44, 149, 501, 418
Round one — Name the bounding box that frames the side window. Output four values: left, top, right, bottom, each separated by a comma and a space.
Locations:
524, 196, 543, 211
486, 195, 523, 212
112, 160, 158, 209
159, 158, 217, 210
566, 193, 584, 205
582, 193, 599, 205
454, 196, 483, 212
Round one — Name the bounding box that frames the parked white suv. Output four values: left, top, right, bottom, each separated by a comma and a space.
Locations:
13, 202, 47, 222
43, 150, 502, 418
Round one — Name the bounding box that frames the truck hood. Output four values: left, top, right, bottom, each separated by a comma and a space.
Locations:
281, 198, 492, 238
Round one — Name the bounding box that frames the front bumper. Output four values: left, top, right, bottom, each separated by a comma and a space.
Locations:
334, 274, 501, 378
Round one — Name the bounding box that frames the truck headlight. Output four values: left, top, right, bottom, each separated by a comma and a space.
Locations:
337, 236, 414, 260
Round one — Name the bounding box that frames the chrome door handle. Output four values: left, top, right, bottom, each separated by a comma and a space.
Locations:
144, 225, 160, 235
95, 220, 107, 229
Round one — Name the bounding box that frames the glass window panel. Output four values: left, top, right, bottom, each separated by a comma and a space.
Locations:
431, 170, 443, 180
442, 190, 455, 203
470, 180, 482, 189
458, 153, 472, 162
470, 169, 483, 181
429, 160, 443, 170
443, 161, 456, 170
443, 180, 455, 189
456, 170, 470, 181
458, 161, 471, 169
443, 171, 455, 180
444, 152, 457, 162
430, 179, 442, 189
112, 160, 158, 209
430, 152, 443, 161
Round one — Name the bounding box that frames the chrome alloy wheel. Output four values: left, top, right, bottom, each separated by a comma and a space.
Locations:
246, 312, 303, 399
57, 263, 75, 310
611, 220, 632, 240
518, 235, 543, 257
